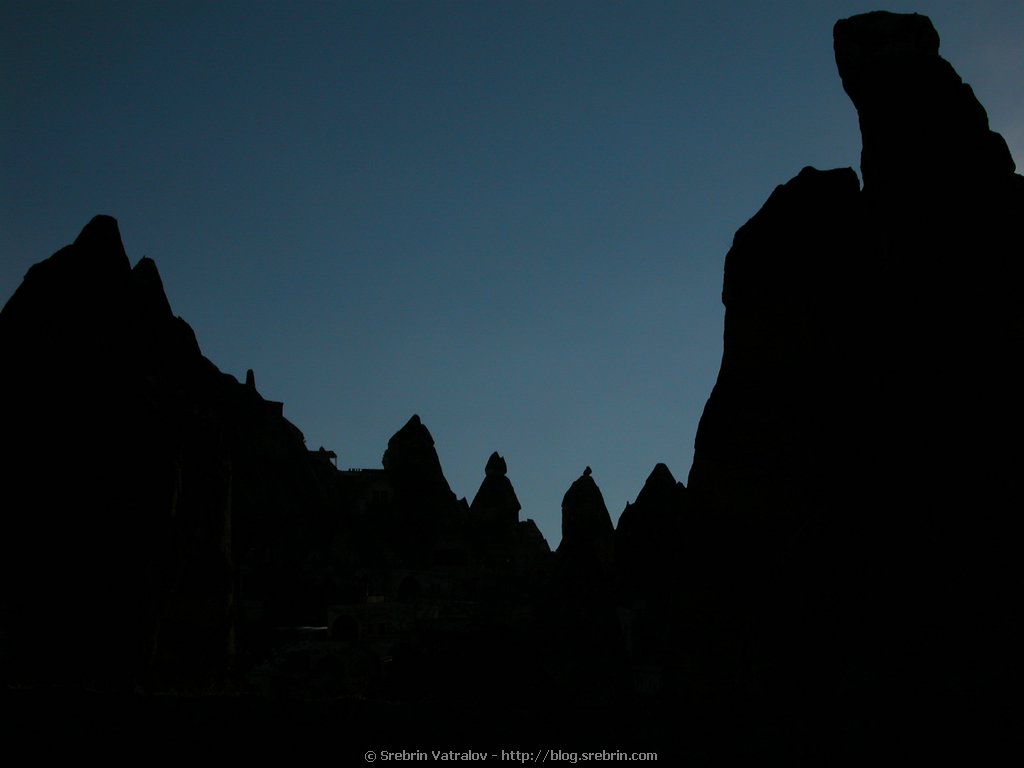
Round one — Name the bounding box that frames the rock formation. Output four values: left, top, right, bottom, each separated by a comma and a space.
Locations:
686, 10, 1023, 748
2, 9, 1019, 755
373, 415, 470, 570
0, 216, 349, 689
611, 464, 689, 700
381, 414, 461, 514
467, 451, 554, 573
558, 467, 615, 570
834, 11, 1016, 194
615, 463, 686, 602
469, 451, 521, 527
544, 468, 626, 703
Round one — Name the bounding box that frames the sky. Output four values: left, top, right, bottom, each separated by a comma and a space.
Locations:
2, 1, 1021, 547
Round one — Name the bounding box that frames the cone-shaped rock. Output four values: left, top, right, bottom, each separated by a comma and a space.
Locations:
559, 468, 614, 571
381, 415, 459, 517
615, 463, 686, 602
470, 451, 520, 526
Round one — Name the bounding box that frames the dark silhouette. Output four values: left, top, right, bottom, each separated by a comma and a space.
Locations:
1, 10, 1020, 758
685, 10, 1023, 754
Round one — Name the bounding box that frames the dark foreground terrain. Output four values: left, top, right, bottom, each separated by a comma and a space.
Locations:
2, 11, 1020, 759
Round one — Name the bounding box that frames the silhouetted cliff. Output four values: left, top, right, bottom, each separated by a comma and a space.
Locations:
686, 10, 1022, 750
1, 216, 361, 689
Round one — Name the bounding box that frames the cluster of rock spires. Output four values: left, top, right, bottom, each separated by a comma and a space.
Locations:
1, 11, 1019, 755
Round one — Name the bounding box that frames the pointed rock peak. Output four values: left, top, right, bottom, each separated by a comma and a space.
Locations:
130, 256, 173, 318
517, 519, 551, 552
131, 256, 160, 280
245, 369, 256, 389
485, 451, 507, 477
562, 467, 606, 511
471, 451, 520, 523
396, 413, 428, 439
72, 215, 130, 270
645, 462, 676, 488
381, 414, 449, 492
3, 215, 133, 323
382, 414, 435, 461
560, 466, 614, 561
631, 462, 685, 514
74, 214, 125, 248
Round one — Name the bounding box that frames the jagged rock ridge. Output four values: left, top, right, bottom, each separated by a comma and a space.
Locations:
1, 10, 1020, 755
0, 216, 335, 688
0, 222, 555, 696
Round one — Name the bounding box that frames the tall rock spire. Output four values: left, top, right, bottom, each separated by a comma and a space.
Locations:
469, 451, 521, 526
833, 11, 1015, 195
684, 11, 1023, 746
559, 467, 614, 571
381, 414, 459, 516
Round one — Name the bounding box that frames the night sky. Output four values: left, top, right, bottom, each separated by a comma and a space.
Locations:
3, 1, 1021, 546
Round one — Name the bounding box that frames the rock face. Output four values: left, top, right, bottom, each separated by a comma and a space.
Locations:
687, 11, 1023, 745
613, 464, 689, 697
0, 216, 347, 689
545, 468, 625, 703
382, 414, 460, 513
469, 451, 521, 527
615, 463, 686, 604
0, 222, 554, 697
558, 468, 614, 570
374, 415, 469, 569
834, 11, 1016, 194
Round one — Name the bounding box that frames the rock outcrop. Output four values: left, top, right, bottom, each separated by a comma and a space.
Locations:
381, 414, 460, 513
544, 468, 625, 703
2, 10, 1019, 754
686, 10, 1023, 748
615, 463, 686, 603
834, 11, 1016, 194
372, 415, 470, 570
469, 451, 521, 527
612, 464, 690, 699
467, 451, 553, 573
0, 216, 348, 689
557, 467, 615, 570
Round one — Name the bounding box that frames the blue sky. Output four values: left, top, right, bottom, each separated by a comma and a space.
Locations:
2, 1, 1021, 546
